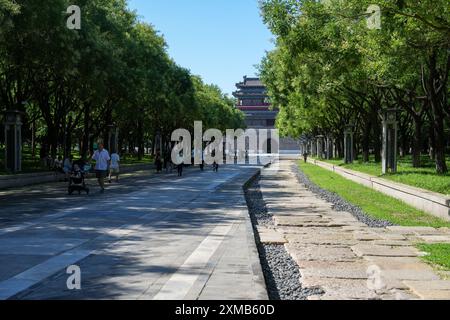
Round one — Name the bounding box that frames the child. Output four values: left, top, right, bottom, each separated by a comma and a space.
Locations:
109, 152, 120, 183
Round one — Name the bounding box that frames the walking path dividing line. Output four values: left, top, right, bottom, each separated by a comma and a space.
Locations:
259, 161, 450, 300
0, 249, 92, 300
0, 167, 225, 238
0, 166, 265, 300
0, 211, 170, 300
152, 224, 234, 300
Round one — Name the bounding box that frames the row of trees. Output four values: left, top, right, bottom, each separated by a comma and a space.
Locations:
259, 0, 450, 173
0, 0, 244, 162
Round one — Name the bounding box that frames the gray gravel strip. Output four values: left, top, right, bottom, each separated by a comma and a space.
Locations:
294, 163, 394, 228
245, 178, 324, 300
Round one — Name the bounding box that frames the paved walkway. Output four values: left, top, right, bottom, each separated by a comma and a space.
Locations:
259, 161, 450, 300
0, 165, 267, 300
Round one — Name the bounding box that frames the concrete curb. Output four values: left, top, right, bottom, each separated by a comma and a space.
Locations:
307, 158, 450, 221
241, 169, 269, 300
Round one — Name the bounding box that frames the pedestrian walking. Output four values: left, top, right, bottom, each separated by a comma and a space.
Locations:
177, 162, 184, 177
200, 159, 204, 171
63, 155, 73, 182
155, 152, 163, 173
303, 151, 309, 163
163, 152, 169, 173
213, 161, 219, 172
92, 143, 110, 193
109, 152, 120, 183
176, 150, 184, 177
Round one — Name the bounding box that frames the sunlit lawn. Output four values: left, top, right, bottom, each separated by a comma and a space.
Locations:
120, 154, 154, 165
322, 155, 450, 196
418, 244, 450, 272
299, 161, 450, 228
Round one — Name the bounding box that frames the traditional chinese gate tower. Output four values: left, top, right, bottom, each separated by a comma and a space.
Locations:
232, 76, 300, 156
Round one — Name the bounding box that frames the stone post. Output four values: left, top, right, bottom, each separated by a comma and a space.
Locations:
4, 110, 23, 172
344, 124, 355, 164
332, 140, 336, 159
382, 109, 398, 174
316, 135, 324, 159
326, 136, 334, 160
311, 139, 317, 157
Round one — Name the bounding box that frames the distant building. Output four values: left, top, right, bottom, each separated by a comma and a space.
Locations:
233, 76, 300, 155
232, 76, 277, 129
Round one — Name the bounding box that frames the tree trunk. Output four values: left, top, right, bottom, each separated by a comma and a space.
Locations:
81, 104, 90, 160
362, 123, 371, 162
89, 136, 95, 156
47, 125, 58, 159
372, 121, 382, 163
432, 111, 448, 174
137, 120, 144, 160
412, 117, 422, 168
427, 53, 448, 174
428, 124, 435, 160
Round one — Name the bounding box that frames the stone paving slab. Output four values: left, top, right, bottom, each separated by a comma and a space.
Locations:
404, 280, 450, 291
286, 244, 358, 262
404, 281, 450, 300
365, 256, 435, 271
297, 260, 370, 280
416, 235, 450, 243
256, 227, 287, 245
284, 233, 358, 246
276, 216, 328, 224
258, 160, 450, 300
353, 232, 384, 241
274, 216, 346, 228
352, 245, 421, 258
386, 226, 446, 236
301, 277, 379, 300
371, 240, 414, 247
372, 231, 408, 241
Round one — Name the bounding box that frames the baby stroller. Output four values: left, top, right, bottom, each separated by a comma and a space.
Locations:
68, 162, 90, 195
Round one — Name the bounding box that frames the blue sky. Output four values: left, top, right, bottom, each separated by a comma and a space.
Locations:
127, 0, 274, 96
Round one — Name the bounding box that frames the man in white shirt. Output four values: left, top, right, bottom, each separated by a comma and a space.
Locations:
92, 143, 110, 193
109, 152, 120, 183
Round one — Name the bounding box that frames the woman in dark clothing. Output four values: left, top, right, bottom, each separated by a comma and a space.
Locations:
155, 152, 163, 173
177, 162, 183, 177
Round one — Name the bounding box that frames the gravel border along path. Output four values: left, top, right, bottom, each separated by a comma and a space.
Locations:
244, 177, 324, 300
294, 163, 394, 228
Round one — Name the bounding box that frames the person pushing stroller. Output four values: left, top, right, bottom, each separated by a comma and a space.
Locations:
68, 163, 90, 195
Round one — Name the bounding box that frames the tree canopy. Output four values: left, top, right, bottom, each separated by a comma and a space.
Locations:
259, 0, 450, 173
0, 0, 245, 163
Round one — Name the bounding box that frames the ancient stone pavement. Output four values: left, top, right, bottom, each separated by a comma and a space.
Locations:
259, 161, 450, 300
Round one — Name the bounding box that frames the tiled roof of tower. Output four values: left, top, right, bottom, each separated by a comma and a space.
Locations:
244, 78, 263, 86
235, 76, 265, 88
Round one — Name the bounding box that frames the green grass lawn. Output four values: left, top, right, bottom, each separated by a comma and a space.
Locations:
418, 244, 450, 273
0, 145, 154, 175
0, 146, 49, 175
120, 154, 154, 165
299, 161, 450, 228
320, 155, 450, 196
300, 161, 450, 271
